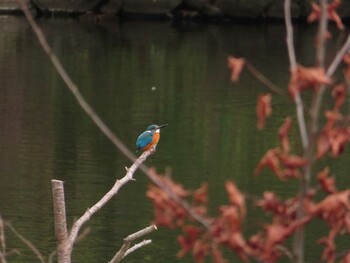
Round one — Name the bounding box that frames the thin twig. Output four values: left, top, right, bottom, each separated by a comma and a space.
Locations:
245, 62, 285, 95
4, 222, 46, 263
327, 34, 350, 78
123, 240, 152, 258
124, 225, 157, 242
308, 0, 328, 138
109, 225, 157, 263
316, 0, 328, 68
284, 0, 308, 150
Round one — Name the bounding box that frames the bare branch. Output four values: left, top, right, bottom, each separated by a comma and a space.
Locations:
109, 225, 157, 263
284, 0, 297, 70
124, 225, 157, 242
51, 180, 70, 263
4, 222, 46, 263
316, 0, 328, 68
327, 34, 350, 78
123, 240, 152, 258
69, 150, 153, 249
284, 0, 308, 150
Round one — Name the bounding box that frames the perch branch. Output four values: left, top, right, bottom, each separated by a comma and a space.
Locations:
69, 150, 153, 249
109, 225, 157, 263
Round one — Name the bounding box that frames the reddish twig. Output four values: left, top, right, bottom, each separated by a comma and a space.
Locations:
245, 62, 285, 95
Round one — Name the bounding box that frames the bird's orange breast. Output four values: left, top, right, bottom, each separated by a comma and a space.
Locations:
143, 132, 160, 150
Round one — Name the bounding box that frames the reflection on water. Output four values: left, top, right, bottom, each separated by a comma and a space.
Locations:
0, 16, 349, 262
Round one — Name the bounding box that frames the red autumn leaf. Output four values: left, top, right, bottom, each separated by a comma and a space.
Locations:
311, 190, 350, 225
253, 222, 300, 262
288, 65, 331, 99
297, 65, 331, 87
177, 225, 201, 258
256, 191, 298, 223
307, 2, 321, 23
325, 110, 343, 130
344, 53, 350, 65
256, 93, 272, 129
329, 129, 349, 157
254, 149, 283, 178
317, 230, 337, 263
317, 167, 337, 194
212, 205, 251, 260
328, 0, 344, 30
308, 0, 344, 30
278, 117, 292, 153
193, 183, 208, 206
288, 68, 299, 99
211, 248, 228, 263
317, 133, 331, 159
278, 154, 309, 168
227, 56, 245, 82
332, 84, 346, 110
342, 252, 350, 263
343, 53, 350, 81
225, 181, 246, 218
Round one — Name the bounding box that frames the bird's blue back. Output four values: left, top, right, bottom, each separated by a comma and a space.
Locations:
136, 130, 154, 150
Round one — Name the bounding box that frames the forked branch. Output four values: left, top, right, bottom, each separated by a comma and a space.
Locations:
109, 224, 157, 263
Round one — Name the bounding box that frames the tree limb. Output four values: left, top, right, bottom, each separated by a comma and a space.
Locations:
123, 240, 152, 258
109, 225, 157, 263
69, 150, 153, 246
284, 0, 308, 151
51, 180, 69, 263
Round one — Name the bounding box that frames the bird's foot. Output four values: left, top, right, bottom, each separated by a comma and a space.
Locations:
150, 146, 157, 154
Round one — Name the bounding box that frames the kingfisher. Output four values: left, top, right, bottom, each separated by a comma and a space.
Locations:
136, 124, 168, 152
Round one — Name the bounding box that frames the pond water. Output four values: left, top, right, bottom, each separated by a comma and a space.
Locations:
0, 16, 349, 262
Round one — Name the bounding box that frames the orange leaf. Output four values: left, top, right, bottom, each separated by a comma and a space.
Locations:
225, 181, 246, 218
227, 56, 245, 82
317, 167, 337, 194
308, 0, 344, 30
278, 154, 309, 168
193, 183, 208, 206
343, 53, 350, 81
256, 93, 272, 130
332, 84, 346, 110
297, 65, 331, 87
307, 2, 320, 23
328, 0, 344, 30
342, 252, 350, 263
317, 133, 330, 159
278, 117, 292, 153
288, 65, 331, 99
254, 149, 283, 178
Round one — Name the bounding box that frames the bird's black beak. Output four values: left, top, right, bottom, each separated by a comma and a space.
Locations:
157, 124, 168, 129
